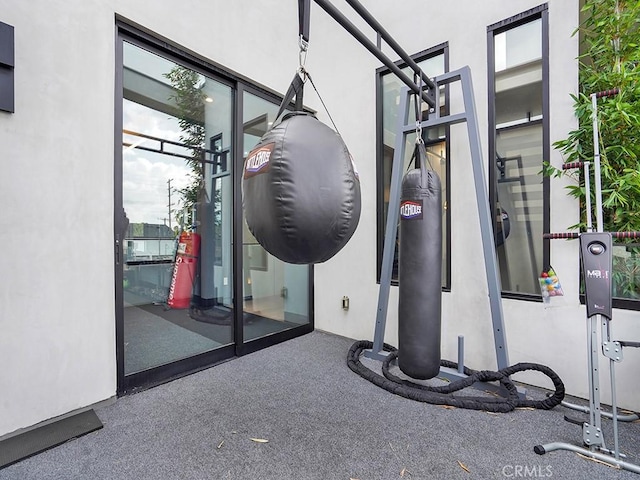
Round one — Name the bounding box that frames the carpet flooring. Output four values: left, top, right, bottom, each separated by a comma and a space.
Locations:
1, 331, 638, 479
124, 303, 303, 374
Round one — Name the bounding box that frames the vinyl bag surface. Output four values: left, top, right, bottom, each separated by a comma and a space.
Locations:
243, 112, 361, 264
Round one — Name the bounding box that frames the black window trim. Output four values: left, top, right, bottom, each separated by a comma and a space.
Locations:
114, 18, 314, 395
487, 4, 549, 303
375, 42, 451, 289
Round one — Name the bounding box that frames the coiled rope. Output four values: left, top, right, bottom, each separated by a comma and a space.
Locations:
347, 341, 565, 413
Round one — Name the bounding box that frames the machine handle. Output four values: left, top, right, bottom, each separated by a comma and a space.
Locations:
562, 162, 585, 170
543, 232, 579, 240
612, 232, 640, 239
544, 231, 640, 240
594, 88, 619, 98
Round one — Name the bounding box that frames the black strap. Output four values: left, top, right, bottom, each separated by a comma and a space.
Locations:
410, 141, 430, 189
298, 0, 310, 45
275, 72, 305, 122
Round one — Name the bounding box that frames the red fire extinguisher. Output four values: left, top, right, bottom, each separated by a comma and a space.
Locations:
167, 231, 201, 309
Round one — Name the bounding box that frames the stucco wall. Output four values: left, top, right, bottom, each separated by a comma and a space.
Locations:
0, 0, 637, 439
307, 0, 638, 410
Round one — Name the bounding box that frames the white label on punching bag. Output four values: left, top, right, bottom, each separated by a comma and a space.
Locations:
244, 142, 275, 178
400, 200, 423, 220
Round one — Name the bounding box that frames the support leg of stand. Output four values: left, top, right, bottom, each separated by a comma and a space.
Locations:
584, 315, 605, 450
560, 401, 639, 422
534, 443, 640, 474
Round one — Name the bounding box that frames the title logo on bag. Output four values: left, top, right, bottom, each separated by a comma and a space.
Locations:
244, 143, 275, 178
400, 200, 423, 220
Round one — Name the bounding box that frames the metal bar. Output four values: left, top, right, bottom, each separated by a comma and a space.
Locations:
312, 0, 434, 108
124, 129, 213, 152
560, 401, 639, 422
364, 84, 411, 361
591, 93, 604, 232
536, 443, 640, 474
343, 0, 436, 91
457, 336, 465, 374
459, 66, 509, 369
298, 0, 311, 45
123, 143, 213, 163
584, 162, 593, 231
399, 112, 468, 133
603, 318, 620, 459
589, 314, 605, 449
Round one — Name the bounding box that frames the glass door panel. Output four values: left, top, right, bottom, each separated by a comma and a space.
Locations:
241, 92, 310, 342
121, 41, 234, 375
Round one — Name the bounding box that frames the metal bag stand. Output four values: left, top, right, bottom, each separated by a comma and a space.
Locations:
364, 67, 513, 392
298, 0, 511, 385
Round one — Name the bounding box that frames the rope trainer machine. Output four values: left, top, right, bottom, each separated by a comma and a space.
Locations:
534, 89, 640, 474
292, 1, 565, 411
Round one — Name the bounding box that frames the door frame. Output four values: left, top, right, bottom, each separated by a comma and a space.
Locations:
114, 20, 313, 395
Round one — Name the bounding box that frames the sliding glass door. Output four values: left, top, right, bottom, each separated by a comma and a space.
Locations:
119, 41, 235, 383
115, 29, 312, 393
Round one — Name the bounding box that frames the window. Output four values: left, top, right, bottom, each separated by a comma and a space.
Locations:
488, 6, 549, 298
0, 21, 14, 113
376, 45, 449, 287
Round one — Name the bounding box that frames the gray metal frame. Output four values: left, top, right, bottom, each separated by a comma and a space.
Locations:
536, 92, 640, 475
365, 67, 510, 377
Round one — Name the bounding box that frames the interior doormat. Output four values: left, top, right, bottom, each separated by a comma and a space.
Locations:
0, 409, 103, 469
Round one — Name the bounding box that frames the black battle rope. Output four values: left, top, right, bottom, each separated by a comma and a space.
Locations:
347, 341, 565, 413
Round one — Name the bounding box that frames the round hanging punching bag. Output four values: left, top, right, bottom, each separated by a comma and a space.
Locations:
397, 156, 442, 380
243, 112, 361, 264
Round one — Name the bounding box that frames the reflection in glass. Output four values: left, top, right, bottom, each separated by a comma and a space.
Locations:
492, 18, 543, 294
241, 92, 310, 342
121, 42, 233, 375
495, 125, 543, 293
379, 53, 448, 285
613, 245, 640, 300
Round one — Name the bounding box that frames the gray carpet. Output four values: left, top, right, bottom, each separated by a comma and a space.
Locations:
124, 306, 223, 374
1, 331, 638, 479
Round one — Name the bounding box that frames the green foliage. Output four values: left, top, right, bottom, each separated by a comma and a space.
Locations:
164, 67, 206, 221
551, 0, 640, 299
551, 0, 640, 234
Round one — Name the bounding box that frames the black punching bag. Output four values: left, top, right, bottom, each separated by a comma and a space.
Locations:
243, 111, 361, 264
398, 145, 442, 380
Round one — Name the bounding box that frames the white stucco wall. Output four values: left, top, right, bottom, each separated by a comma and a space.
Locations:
0, 0, 118, 438
311, 0, 639, 411
0, 0, 637, 438
0, 0, 302, 439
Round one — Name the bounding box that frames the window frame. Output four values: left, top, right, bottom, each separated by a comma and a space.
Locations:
114, 18, 314, 394
375, 43, 450, 289
487, 4, 550, 302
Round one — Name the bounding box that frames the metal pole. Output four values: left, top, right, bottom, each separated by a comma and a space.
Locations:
457, 336, 465, 374
603, 319, 620, 459
343, 0, 436, 91
591, 93, 604, 232
584, 162, 593, 232
459, 66, 509, 369
365, 85, 410, 360
312, 0, 434, 108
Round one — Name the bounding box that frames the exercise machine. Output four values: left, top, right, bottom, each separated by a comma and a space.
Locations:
535, 88, 640, 474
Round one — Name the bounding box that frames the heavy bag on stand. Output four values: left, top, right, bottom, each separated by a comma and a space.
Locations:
243, 111, 361, 264
398, 150, 442, 380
